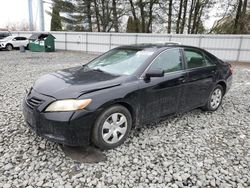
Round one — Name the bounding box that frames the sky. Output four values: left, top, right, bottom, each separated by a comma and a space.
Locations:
0, 0, 51, 31
0, 0, 218, 32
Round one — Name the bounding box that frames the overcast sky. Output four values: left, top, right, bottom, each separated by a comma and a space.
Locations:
0, 0, 217, 32
0, 0, 51, 31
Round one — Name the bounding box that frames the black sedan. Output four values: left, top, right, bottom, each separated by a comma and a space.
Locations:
23, 43, 232, 149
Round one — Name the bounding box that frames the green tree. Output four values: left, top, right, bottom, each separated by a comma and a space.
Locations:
50, 3, 62, 31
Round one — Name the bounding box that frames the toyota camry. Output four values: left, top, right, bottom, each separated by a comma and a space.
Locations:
23, 43, 232, 149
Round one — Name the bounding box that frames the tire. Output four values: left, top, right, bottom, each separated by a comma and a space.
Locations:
92, 105, 132, 150
202, 85, 224, 111
6, 44, 13, 51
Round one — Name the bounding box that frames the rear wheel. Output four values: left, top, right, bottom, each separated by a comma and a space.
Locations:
92, 105, 132, 150
6, 44, 13, 51
202, 85, 223, 111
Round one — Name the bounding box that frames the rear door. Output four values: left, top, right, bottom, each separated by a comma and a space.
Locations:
180, 48, 217, 111
19, 37, 28, 46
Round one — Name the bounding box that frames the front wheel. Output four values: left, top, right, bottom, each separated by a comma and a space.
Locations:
92, 105, 132, 150
6, 44, 13, 51
202, 85, 223, 111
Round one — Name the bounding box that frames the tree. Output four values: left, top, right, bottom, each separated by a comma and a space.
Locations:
126, 16, 137, 32
128, 0, 158, 33
5, 21, 31, 31
238, 0, 248, 33
234, 0, 243, 33
146, 0, 158, 33
180, 0, 188, 33
167, 0, 173, 33
48, 0, 243, 34
50, 2, 62, 31
94, 0, 101, 32
86, 0, 93, 32
210, 0, 250, 34
129, 0, 140, 32
112, 0, 119, 32
176, 0, 183, 33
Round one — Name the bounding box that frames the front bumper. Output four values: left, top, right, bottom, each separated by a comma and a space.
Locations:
22, 89, 96, 146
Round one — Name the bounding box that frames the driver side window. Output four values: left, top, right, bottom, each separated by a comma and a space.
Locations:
149, 49, 183, 73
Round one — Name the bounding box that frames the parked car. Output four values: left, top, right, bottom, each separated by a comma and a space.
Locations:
23, 43, 233, 149
0, 36, 29, 51
0, 31, 11, 40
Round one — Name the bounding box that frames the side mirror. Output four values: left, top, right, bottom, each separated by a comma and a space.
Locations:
145, 69, 164, 79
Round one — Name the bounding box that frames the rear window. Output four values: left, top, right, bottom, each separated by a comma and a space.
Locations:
184, 49, 215, 69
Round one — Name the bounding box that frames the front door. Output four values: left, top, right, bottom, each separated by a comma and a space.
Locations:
139, 48, 187, 123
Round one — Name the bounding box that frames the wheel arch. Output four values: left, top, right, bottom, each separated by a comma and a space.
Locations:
216, 81, 227, 95
6, 43, 13, 47
97, 100, 138, 129
6, 43, 14, 50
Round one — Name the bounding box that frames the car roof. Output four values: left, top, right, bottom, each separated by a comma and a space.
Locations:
118, 43, 204, 51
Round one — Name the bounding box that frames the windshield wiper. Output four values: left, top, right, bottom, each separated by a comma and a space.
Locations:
92, 68, 104, 73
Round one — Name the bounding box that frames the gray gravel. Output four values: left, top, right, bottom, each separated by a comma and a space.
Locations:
0, 50, 250, 188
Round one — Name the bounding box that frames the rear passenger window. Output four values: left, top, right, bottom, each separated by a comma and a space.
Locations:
204, 54, 216, 66
149, 49, 183, 73
20, 37, 27, 40
184, 49, 214, 69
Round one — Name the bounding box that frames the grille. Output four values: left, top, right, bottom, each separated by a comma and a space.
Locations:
26, 97, 43, 109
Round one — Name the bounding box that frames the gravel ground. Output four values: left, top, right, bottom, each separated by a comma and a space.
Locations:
0, 50, 250, 188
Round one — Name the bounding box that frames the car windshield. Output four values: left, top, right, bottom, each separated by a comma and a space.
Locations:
86, 48, 154, 75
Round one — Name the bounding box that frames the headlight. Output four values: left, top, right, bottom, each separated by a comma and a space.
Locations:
45, 99, 92, 112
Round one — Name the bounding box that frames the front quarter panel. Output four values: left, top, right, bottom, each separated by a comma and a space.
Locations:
72, 78, 140, 125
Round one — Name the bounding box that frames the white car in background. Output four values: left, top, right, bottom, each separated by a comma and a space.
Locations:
0, 36, 29, 51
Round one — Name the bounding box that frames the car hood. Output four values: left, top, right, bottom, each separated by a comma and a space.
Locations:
0, 39, 7, 42
33, 66, 124, 99
0, 37, 12, 42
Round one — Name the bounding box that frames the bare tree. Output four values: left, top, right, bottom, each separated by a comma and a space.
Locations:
112, 0, 119, 32
234, 0, 243, 33
129, 0, 139, 32
5, 21, 31, 31
180, 0, 188, 33
94, 0, 101, 32
167, 0, 173, 33
176, 0, 183, 33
